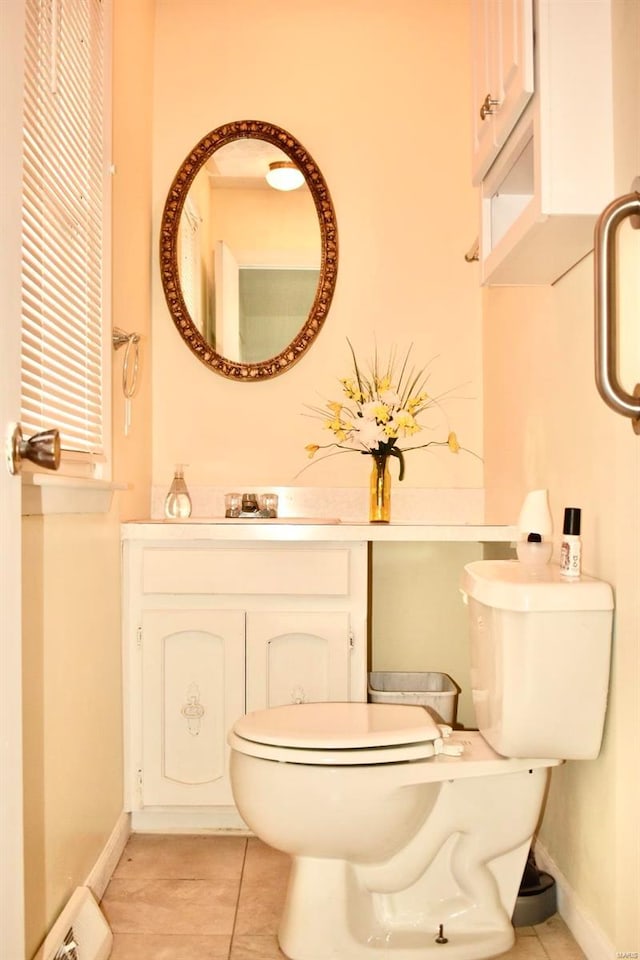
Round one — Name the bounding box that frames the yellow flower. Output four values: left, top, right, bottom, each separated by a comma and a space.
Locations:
371, 402, 391, 423
394, 410, 419, 435
406, 392, 428, 413
447, 431, 460, 453
305, 444, 320, 459
341, 378, 364, 403
325, 417, 348, 441
376, 374, 392, 392
327, 400, 343, 416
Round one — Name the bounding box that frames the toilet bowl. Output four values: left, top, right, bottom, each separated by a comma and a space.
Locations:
228, 561, 614, 960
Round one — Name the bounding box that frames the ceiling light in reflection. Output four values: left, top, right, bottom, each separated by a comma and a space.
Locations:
266, 161, 305, 191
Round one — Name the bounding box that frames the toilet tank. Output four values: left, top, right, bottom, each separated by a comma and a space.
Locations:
460, 560, 614, 760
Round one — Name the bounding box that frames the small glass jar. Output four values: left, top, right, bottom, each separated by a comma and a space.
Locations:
225, 492, 242, 518
259, 493, 279, 518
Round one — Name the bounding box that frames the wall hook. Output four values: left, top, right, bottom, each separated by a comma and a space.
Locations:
464, 238, 479, 263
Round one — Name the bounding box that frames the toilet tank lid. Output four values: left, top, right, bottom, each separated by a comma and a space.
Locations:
461, 560, 614, 612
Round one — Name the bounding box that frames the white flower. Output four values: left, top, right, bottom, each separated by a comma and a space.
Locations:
360, 400, 391, 424
350, 418, 386, 450
379, 388, 401, 408
389, 410, 420, 437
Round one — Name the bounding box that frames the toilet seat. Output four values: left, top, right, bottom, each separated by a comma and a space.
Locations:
229, 702, 443, 766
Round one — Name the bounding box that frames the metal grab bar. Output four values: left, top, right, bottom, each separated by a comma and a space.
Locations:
594, 183, 640, 434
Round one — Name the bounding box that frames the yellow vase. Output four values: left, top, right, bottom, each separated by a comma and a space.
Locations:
369, 454, 391, 523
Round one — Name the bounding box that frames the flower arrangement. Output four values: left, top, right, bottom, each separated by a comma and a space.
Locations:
304, 340, 470, 481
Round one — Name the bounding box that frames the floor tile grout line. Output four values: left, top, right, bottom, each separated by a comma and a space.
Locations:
228, 836, 249, 958
535, 928, 553, 960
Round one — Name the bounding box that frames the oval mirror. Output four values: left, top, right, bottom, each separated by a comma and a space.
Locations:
159, 120, 338, 380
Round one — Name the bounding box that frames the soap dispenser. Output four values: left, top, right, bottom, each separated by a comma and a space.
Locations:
164, 465, 192, 520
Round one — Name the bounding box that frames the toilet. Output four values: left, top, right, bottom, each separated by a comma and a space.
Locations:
228, 560, 613, 960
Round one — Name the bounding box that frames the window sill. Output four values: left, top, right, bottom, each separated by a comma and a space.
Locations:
21, 473, 127, 516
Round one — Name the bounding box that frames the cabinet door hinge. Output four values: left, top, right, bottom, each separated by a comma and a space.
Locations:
137, 768, 143, 794
136, 626, 143, 648
349, 630, 354, 649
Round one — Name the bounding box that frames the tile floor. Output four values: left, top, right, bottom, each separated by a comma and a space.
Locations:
102, 834, 587, 960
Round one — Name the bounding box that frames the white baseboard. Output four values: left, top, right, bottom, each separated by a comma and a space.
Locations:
534, 842, 615, 960
131, 805, 249, 834
84, 811, 131, 901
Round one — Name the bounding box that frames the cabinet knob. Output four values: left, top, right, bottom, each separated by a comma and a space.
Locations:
479, 94, 500, 121
291, 686, 307, 704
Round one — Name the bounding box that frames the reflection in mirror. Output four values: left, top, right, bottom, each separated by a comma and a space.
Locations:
177, 140, 321, 364
160, 121, 338, 380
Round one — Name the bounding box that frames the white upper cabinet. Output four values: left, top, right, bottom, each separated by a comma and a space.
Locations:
471, 0, 534, 186
472, 0, 615, 285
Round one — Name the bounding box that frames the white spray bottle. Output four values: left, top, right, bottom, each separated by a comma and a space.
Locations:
515, 489, 553, 567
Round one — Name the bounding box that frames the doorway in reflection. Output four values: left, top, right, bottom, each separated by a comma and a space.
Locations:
238, 267, 320, 363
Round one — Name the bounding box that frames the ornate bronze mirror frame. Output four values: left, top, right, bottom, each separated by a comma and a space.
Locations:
159, 120, 338, 380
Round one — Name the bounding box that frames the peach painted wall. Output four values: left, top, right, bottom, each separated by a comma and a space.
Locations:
482, 3, 639, 948
151, 0, 483, 494
372, 541, 485, 728
112, 0, 154, 521
210, 186, 320, 267
22, 514, 122, 958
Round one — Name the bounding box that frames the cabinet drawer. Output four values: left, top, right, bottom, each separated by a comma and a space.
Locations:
142, 547, 351, 596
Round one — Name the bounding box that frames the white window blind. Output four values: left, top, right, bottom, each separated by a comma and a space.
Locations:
21, 0, 109, 468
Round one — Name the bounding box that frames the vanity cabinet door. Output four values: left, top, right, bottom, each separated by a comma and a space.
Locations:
140, 608, 245, 807
245, 611, 351, 712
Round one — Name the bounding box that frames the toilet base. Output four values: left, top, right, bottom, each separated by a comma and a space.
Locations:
278, 855, 517, 960
280, 928, 514, 960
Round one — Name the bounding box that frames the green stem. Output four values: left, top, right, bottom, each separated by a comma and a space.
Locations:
390, 447, 405, 481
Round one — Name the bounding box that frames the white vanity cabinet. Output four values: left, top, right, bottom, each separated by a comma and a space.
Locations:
473, 0, 615, 285
122, 533, 368, 829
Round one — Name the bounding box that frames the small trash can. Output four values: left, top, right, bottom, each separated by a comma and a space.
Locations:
367, 671, 459, 725
512, 850, 557, 926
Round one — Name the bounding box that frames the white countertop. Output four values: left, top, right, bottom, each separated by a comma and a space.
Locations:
121, 520, 518, 543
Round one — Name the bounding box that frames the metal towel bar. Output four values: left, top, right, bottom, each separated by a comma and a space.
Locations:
112, 327, 141, 436
594, 179, 640, 434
